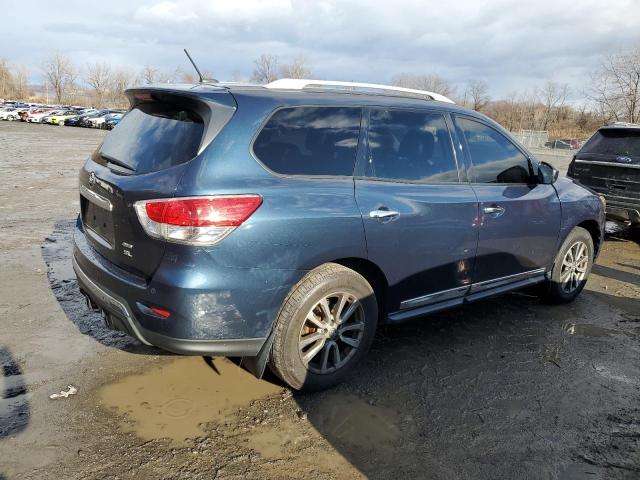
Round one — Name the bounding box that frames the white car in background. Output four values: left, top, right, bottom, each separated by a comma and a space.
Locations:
87, 111, 123, 128
0, 108, 23, 121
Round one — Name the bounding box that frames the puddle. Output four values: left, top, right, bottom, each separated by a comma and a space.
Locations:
0, 350, 29, 437
47, 259, 76, 283
605, 220, 627, 235
246, 418, 307, 458
307, 394, 401, 450
563, 323, 618, 338
492, 398, 527, 418
98, 357, 281, 445
592, 364, 637, 385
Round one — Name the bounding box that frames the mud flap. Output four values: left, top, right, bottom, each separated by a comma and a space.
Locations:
240, 329, 276, 379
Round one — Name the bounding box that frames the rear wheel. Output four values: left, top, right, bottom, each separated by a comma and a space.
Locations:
268, 263, 377, 391
540, 226, 594, 304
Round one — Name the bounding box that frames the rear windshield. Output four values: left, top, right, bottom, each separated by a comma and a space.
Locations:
98, 102, 204, 174
581, 129, 640, 157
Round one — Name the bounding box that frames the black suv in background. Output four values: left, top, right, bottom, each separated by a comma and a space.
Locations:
568, 123, 640, 226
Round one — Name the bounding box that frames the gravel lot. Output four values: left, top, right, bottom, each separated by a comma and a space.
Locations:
0, 121, 639, 479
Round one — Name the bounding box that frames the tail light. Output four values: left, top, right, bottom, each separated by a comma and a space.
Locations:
134, 195, 262, 245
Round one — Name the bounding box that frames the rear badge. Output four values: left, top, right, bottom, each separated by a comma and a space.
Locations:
122, 242, 133, 258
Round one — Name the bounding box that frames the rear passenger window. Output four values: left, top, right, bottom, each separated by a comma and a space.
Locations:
253, 107, 361, 176
455, 117, 531, 183
366, 109, 458, 183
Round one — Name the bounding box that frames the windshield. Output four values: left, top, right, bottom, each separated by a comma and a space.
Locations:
98, 102, 204, 174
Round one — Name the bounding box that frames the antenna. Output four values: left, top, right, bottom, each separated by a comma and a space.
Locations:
183, 49, 204, 83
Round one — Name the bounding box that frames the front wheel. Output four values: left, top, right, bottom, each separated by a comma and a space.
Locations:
268, 263, 377, 391
540, 226, 594, 304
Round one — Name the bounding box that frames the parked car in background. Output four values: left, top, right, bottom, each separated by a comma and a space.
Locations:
568, 122, 640, 226
40, 110, 67, 124
0, 107, 23, 121
87, 110, 125, 128
27, 109, 57, 123
73, 79, 605, 391
77, 109, 110, 127
48, 110, 82, 126
544, 139, 584, 150
102, 112, 124, 130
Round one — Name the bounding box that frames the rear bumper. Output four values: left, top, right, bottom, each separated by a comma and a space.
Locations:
605, 201, 640, 224
72, 218, 301, 356
73, 255, 266, 356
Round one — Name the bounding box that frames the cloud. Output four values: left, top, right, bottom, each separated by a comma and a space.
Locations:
2, 0, 640, 100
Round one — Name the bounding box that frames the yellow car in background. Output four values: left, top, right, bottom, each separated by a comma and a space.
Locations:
47, 110, 80, 126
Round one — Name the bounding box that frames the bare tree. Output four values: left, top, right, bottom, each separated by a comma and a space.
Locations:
140, 65, 159, 84
139, 65, 176, 84
391, 73, 456, 98
42, 53, 77, 103
251, 54, 279, 84
280, 56, 312, 79
537, 80, 569, 130
0, 58, 13, 98
180, 69, 213, 83
464, 79, 490, 112
108, 69, 136, 108
587, 47, 640, 123
86, 62, 112, 107
12, 65, 30, 99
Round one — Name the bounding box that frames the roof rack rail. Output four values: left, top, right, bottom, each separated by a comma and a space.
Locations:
265, 79, 455, 104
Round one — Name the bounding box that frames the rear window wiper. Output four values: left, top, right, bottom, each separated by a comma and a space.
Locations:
100, 153, 136, 174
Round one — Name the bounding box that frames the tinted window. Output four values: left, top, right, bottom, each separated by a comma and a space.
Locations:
253, 107, 361, 176
581, 129, 640, 157
366, 109, 458, 182
456, 117, 531, 183
99, 103, 203, 174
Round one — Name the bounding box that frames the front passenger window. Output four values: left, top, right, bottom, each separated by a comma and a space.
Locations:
456, 117, 531, 183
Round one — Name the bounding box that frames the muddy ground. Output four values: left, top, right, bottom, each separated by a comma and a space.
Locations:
0, 121, 639, 480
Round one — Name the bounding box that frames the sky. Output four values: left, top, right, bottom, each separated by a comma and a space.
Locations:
3, 0, 640, 101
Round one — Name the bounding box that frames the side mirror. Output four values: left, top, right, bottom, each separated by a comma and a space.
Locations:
538, 161, 559, 184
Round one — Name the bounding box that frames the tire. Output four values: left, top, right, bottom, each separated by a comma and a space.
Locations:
540, 226, 594, 304
7, 115, 15, 121
268, 263, 377, 391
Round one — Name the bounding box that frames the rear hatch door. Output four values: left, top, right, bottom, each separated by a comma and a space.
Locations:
572, 127, 640, 204
79, 86, 236, 279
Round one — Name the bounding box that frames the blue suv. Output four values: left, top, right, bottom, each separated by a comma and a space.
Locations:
73, 80, 605, 390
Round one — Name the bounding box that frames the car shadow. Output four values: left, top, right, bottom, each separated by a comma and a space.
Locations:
0, 347, 29, 438
592, 264, 640, 286
0, 346, 30, 472
291, 287, 640, 478
42, 219, 168, 356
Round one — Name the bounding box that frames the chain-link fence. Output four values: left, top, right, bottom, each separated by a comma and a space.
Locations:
511, 129, 549, 149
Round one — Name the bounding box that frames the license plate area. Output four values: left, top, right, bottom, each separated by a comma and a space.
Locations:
81, 196, 115, 248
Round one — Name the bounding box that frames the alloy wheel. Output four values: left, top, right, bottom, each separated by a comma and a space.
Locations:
560, 241, 589, 293
298, 292, 365, 374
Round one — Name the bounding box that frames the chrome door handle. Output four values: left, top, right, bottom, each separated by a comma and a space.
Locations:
369, 209, 400, 220
483, 205, 505, 217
